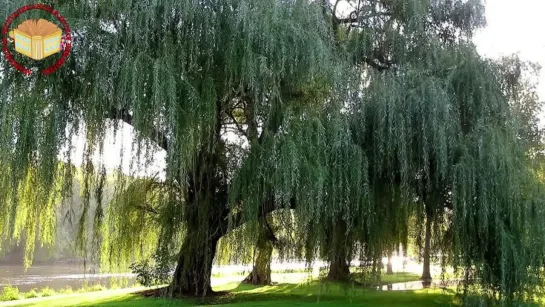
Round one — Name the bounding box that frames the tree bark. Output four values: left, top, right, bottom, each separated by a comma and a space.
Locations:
421, 214, 432, 282
326, 217, 351, 282
386, 253, 393, 275
327, 250, 351, 282
242, 225, 273, 285
169, 135, 229, 297
170, 231, 220, 297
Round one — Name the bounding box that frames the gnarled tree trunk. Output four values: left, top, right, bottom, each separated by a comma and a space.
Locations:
243, 216, 278, 285
170, 137, 229, 297
170, 231, 220, 296
327, 249, 351, 282
242, 229, 273, 285
169, 194, 227, 297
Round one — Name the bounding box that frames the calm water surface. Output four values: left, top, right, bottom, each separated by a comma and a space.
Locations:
0, 264, 136, 292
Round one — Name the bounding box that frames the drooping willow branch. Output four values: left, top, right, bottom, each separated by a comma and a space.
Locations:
106, 107, 169, 151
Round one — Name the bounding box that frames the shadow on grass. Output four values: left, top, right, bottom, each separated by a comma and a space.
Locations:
351, 272, 422, 286
36, 282, 455, 307
20, 280, 543, 307
186, 282, 453, 306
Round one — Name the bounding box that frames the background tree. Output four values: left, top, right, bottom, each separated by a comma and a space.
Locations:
350, 40, 545, 304
317, 0, 486, 283
239, 216, 278, 285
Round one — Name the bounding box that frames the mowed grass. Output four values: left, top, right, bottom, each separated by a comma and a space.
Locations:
18, 281, 455, 307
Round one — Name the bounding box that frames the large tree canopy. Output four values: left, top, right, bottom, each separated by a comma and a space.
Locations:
0, 0, 345, 296
0, 0, 544, 304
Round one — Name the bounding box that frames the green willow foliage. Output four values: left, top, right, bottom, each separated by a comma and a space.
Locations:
0, 0, 343, 296
0, 0, 543, 303
353, 44, 545, 302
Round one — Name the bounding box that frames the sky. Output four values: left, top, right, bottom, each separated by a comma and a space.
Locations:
474, 0, 545, 99
69, 0, 545, 176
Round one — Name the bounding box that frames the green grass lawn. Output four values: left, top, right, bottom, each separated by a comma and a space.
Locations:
17, 282, 456, 307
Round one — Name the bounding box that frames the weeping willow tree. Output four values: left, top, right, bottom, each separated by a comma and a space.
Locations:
1, 0, 545, 303
315, 0, 545, 301
0, 0, 348, 297
296, 0, 489, 283
400, 54, 545, 284
349, 35, 545, 306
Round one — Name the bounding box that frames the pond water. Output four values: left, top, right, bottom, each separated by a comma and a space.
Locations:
0, 263, 310, 292
0, 265, 136, 292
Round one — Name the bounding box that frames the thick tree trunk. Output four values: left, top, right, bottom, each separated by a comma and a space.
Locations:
386, 253, 393, 275
327, 250, 351, 282
421, 215, 432, 282
326, 218, 351, 282
167, 128, 230, 297
167, 97, 288, 296
242, 227, 273, 285
170, 232, 220, 297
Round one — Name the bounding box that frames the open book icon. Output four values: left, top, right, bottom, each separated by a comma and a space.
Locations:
8, 19, 62, 60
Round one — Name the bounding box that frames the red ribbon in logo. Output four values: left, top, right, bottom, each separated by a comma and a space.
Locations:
2, 4, 72, 76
